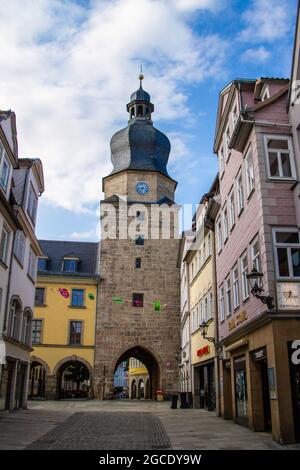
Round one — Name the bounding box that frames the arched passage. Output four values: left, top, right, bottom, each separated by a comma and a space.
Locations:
114, 346, 160, 400
131, 379, 137, 399
29, 359, 49, 399
56, 360, 92, 399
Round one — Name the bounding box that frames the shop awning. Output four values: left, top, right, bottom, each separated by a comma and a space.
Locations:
224, 338, 248, 353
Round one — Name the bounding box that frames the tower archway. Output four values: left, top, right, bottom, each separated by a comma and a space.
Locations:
114, 346, 160, 400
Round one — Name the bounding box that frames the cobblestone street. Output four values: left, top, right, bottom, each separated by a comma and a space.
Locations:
1, 400, 296, 450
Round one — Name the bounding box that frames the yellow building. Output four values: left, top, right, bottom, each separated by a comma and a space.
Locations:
128, 358, 150, 399
29, 240, 99, 400
184, 178, 220, 411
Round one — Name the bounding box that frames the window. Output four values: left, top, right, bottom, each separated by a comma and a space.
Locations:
35, 287, 45, 306
223, 208, 229, 242
217, 218, 222, 253
208, 290, 213, 320
196, 306, 199, 329
232, 266, 240, 309
135, 235, 144, 246
10, 299, 21, 340
0, 226, 9, 264
71, 289, 85, 307
32, 319, 42, 344
264, 135, 296, 179
69, 321, 82, 345
22, 311, 32, 346
273, 229, 300, 279
240, 253, 249, 301
204, 296, 208, 322
232, 104, 238, 129
28, 248, 37, 280
14, 230, 26, 265
27, 184, 38, 223
63, 258, 78, 272
228, 191, 235, 230
135, 258, 142, 268
261, 84, 270, 101
251, 236, 262, 287
219, 147, 225, 176
0, 146, 10, 192
199, 301, 203, 325
219, 286, 225, 322
207, 233, 212, 257
236, 171, 244, 215
38, 257, 48, 271
133, 293, 143, 307
225, 277, 232, 316
245, 147, 254, 196
224, 126, 231, 161
136, 211, 145, 221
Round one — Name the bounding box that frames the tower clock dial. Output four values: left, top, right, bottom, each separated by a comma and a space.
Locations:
135, 182, 149, 195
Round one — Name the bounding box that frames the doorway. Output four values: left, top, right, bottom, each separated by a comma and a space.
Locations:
234, 356, 249, 427
288, 342, 300, 442
260, 358, 272, 432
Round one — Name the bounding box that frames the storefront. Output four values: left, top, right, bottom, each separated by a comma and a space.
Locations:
195, 359, 216, 411
220, 317, 300, 444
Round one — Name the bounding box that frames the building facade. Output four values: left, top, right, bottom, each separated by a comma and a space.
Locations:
128, 358, 149, 399
0, 110, 45, 410
183, 183, 219, 413
214, 77, 300, 444
30, 240, 99, 400
94, 76, 181, 400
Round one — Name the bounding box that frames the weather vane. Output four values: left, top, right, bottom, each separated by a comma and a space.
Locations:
139, 64, 144, 84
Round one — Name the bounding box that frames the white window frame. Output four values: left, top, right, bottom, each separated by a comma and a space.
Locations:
27, 247, 37, 280
245, 146, 254, 197
0, 225, 10, 265
0, 144, 11, 194
231, 103, 238, 130
232, 265, 240, 309
228, 190, 235, 230
208, 290, 213, 320
217, 218, 222, 253
223, 208, 229, 242
199, 300, 203, 325
27, 184, 38, 224
261, 83, 270, 102
263, 134, 296, 180
14, 230, 26, 265
204, 296, 208, 323
224, 125, 231, 162
250, 235, 262, 287
225, 276, 232, 317
240, 252, 249, 301
236, 169, 244, 215
219, 146, 225, 177
219, 285, 225, 322
272, 227, 300, 280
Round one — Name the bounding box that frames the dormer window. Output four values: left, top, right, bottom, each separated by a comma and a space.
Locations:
232, 104, 238, 129
261, 84, 270, 102
0, 143, 10, 193
27, 184, 38, 224
62, 257, 79, 273
38, 256, 48, 272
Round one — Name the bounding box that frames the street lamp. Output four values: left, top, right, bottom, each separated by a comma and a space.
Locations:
199, 317, 215, 343
246, 266, 274, 310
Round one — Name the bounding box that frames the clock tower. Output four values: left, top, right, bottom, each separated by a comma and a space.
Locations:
94, 75, 181, 400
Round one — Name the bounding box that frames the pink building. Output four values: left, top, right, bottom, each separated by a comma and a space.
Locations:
213, 77, 300, 444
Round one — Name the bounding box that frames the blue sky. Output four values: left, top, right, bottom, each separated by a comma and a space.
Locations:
0, 0, 297, 241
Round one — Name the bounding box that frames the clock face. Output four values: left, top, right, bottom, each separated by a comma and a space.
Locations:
135, 182, 149, 195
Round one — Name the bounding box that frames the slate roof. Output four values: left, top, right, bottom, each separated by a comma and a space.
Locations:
38, 240, 99, 277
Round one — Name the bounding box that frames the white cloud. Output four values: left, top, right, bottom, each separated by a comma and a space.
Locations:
171, 0, 222, 13
0, 0, 228, 213
240, 0, 291, 43
67, 227, 100, 240
242, 46, 271, 63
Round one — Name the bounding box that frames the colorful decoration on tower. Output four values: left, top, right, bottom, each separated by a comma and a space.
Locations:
88, 293, 95, 300
58, 288, 70, 299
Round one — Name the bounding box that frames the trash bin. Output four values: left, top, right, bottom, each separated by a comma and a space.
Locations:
180, 392, 188, 409
171, 393, 178, 409
156, 388, 164, 401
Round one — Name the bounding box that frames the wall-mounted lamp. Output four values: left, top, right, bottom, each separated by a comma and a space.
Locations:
199, 318, 215, 343
246, 266, 274, 310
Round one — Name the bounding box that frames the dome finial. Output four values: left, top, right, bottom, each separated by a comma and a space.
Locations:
138, 64, 144, 86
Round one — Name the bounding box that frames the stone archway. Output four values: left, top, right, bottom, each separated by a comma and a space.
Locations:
113, 346, 161, 400
29, 357, 50, 399
53, 356, 93, 400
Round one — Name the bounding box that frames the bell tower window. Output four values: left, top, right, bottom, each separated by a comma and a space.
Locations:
131, 107, 135, 118
137, 105, 143, 117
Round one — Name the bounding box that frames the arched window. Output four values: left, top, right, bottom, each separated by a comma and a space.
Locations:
10, 299, 22, 341
131, 107, 135, 118
145, 107, 149, 115
137, 105, 143, 117
22, 309, 32, 346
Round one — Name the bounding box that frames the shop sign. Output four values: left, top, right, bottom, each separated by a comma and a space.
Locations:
276, 283, 300, 310
197, 345, 210, 357
251, 347, 267, 362
229, 311, 247, 331
229, 319, 236, 331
